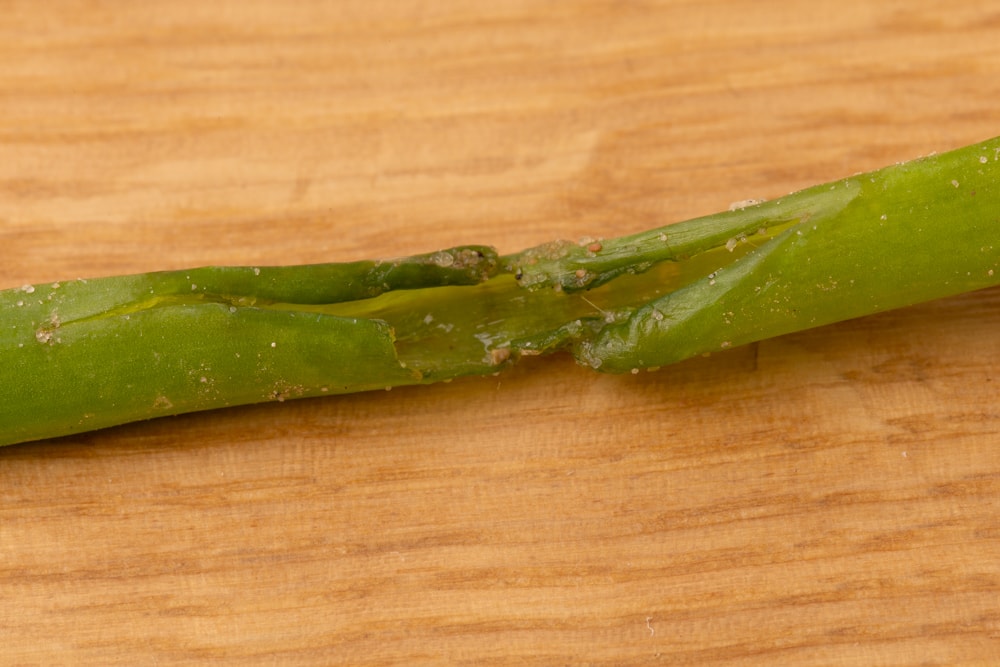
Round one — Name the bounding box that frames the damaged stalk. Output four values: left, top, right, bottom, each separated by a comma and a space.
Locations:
2, 136, 999, 446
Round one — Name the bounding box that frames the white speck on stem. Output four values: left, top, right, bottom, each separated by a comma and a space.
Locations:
431, 251, 455, 267
253, 267, 261, 276
21, 284, 34, 294
729, 198, 764, 211
980, 155, 989, 164
951, 179, 960, 188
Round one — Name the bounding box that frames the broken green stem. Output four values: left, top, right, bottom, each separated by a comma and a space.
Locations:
2, 137, 999, 446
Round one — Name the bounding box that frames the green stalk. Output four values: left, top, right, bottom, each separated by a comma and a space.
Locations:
2, 137, 999, 446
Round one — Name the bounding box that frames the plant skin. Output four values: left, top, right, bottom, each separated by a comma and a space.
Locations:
2, 137, 999, 446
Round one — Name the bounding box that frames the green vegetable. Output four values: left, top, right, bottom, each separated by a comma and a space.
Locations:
2, 137, 999, 446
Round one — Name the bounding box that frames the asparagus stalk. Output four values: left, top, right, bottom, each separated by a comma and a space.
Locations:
2, 137, 999, 446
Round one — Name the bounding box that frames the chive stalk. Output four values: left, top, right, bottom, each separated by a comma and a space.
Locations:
2, 137, 999, 446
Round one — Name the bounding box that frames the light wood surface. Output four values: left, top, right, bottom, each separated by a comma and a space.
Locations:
3, 1, 1000, 664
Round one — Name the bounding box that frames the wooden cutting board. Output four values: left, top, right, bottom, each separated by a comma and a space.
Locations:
3, 1, 999, 664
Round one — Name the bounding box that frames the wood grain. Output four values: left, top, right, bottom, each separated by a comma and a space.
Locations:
2, 1, 1000, 664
